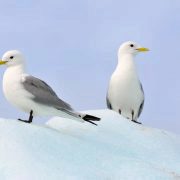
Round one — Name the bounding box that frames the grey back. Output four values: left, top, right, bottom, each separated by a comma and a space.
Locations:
22, 75, 73, 111
137, 82, 145, 118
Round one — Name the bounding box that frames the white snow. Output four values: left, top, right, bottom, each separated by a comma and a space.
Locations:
0, 109, 180, 180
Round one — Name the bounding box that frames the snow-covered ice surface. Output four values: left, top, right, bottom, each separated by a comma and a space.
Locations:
0, 110, 180, 180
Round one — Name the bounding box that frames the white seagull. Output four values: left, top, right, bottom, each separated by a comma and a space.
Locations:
106, 41, 149, 124
0, 50, 100, 125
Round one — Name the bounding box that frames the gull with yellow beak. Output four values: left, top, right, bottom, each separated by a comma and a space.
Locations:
0, 50, 100, 125
106, 41, 149, 124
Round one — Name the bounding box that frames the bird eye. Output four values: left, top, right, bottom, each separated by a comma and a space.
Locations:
10, 56, 14, 59
130, 44, 134, 47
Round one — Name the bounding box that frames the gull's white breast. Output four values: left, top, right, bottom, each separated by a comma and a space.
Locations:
108, 64, 144, 119
3, 66, 34, 113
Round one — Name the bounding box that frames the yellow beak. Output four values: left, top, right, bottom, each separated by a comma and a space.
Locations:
136, 47, 149, 52
0, 60, 7, 65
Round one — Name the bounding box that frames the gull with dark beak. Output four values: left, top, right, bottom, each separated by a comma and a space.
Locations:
106, 41, 149, 124
0, 50, 100, 125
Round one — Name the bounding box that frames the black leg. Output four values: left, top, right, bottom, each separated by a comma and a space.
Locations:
119, 109, 121, 114
132, 119, 142, 124
18, 110, 33, 123
131, 110, 142, 124
131, 110, 134, 120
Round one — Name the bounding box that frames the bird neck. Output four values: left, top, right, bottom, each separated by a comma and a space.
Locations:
6, 64, 26, 77
117, 53, 137, 72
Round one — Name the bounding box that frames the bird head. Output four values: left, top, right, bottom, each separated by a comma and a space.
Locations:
0, 50, 25, 67
118, 41, 149, 56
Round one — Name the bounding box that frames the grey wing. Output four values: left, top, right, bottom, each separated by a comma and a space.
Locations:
22, 75, 73, 111
106, 89, 112, 109
137, 82, 145, 118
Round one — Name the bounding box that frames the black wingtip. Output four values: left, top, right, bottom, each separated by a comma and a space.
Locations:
84, 119, 98, 126
82, 114, 101, 121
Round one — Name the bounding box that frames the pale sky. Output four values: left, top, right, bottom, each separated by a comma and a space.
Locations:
0, 0, 180, 134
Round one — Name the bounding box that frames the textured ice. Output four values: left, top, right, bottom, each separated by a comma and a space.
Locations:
0, 109, 179, 180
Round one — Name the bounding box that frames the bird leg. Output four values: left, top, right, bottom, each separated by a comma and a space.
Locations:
131, 110, 134, 120
18, 110, 33, 123
131, 110, 142, 124
119, 109, 121, 114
